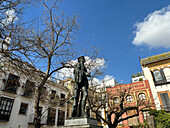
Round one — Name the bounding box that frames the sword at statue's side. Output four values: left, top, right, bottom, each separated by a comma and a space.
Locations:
64, 95, 75, 104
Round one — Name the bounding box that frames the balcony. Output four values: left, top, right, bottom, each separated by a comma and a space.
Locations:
154, 79, 170, 86
4, 85, 18, 94
154, 75, 170, 86
152, 71, 170, 86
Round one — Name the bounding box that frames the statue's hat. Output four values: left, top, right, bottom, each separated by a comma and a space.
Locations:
78, 56, 85, 62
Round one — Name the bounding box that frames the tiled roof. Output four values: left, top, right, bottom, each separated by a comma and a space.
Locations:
141, 51, 170, 65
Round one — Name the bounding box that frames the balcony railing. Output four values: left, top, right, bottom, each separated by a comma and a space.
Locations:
154, 75, 170, 86
4, 85, 17, 93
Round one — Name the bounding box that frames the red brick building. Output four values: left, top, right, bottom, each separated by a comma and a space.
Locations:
107, 80, 155, 128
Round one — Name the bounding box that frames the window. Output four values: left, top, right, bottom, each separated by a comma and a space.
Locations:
60, 93, 65, 99
57, 110, 65, 126
158, 91, 170, 112
139, 93, 146, 100
47, 108, 56, 125
19, 103, 28, 115
126, 95, 133, 102
60, 93, 65, 106
23, 80, 35, 97
151, 68, 167, 85
143, 111, 149, 120
5, 73, 20, 93
51, 90, 56, 100
113, 97, 119, 104
0, 97, 14, 121
153, 70, 163, 81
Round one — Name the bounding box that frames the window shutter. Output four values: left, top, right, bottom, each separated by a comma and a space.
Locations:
160, 68, 167, 82
151, 71, 156, 83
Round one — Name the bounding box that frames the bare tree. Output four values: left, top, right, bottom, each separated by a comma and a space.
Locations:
0, 0, 80, 128
0, 1, 110, 128
0, 0, 39, 38
88, 82, 154, 128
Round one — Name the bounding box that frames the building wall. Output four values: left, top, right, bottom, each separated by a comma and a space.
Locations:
0, 69, 68, 128
107, 80, 155, 128
132, 76, 146, 83
0, 93, 35, 128
141, 58, 170, 110
131, 72, 146, 83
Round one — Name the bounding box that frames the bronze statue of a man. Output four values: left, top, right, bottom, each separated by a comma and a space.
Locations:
72, 56, 90, 117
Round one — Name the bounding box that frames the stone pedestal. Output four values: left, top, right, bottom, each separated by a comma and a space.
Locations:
64, 117, 103, 128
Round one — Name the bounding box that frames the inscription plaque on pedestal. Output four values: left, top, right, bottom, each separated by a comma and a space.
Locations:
64, 117, 103, 128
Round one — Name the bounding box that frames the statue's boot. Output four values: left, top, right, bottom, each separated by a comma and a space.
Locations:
72, 107, 77, 117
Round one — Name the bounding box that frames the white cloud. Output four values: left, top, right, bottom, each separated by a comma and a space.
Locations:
85, 56, 105, 72
89, 77, 101, 86
133, 5, 170, 48
55, 56, 105, 80
55, 67, 74, 80
2, 9, 18, 26
103, 75, 115, 86
89, 75, 116, 88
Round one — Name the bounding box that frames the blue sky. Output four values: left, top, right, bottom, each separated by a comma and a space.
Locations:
24, 0, 170, 84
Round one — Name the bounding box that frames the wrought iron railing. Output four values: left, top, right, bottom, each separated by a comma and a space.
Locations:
154, 75, 170, 86
4, 85, 17, 93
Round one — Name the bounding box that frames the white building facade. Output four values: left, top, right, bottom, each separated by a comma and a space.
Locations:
0, 38, 68, 128
0, 70, 68, 128
141, 52, 170, 112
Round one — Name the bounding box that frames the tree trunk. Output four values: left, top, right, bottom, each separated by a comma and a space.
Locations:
109, 120, 118, 128
35, 119, 41, 128
34, 76, 49, 128
108, 124, 117, 128
35, 89, 42, 128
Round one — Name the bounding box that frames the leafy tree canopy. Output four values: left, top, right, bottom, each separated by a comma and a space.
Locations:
149, 109, 170, 128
